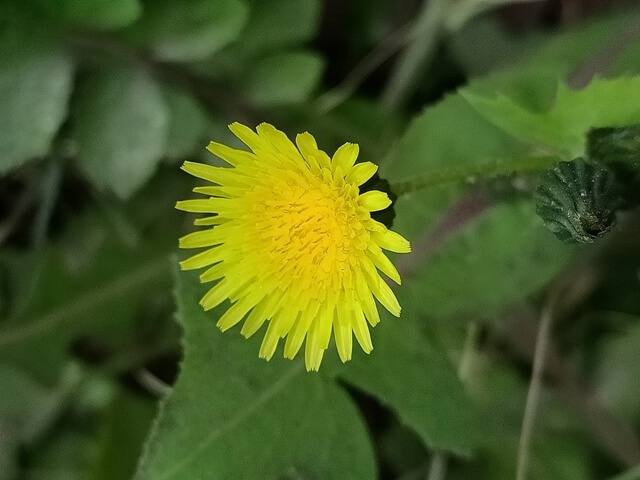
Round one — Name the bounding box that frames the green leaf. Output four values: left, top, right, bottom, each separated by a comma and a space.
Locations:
335, 316, 478, 457
462, 75, 640, 157
385, 94, 571, 321
136, 268, 376, 480
163, 88, 209, 162
404, 201, 573, 321
37, 0, 142, 29
89, 392, 157, 480
0, 46, 74, 174
241, 51, 324, 107
234, 0, 320, 56
72, 64, 169, 199
124, 0, 248, 61
382, 93, 527, 239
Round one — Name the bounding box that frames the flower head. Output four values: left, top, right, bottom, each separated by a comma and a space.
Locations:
176, 122, 410, 371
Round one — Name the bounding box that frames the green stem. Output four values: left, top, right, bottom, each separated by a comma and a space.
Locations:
381, 0, 448, 112
390, 155, 560, 196
516, 301, 556, 480
426, 453, 447, 480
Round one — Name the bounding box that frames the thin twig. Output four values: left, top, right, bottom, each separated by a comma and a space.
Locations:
316, 22, 413, 113
31, 159, 64, 248
515, 301, 555, 480
391, 155, 559, 196
382, 0, 447, 112
426, 453, 448, 480
135, 368, 171, 398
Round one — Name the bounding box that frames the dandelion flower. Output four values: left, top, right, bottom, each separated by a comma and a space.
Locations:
176, 122, 411, 371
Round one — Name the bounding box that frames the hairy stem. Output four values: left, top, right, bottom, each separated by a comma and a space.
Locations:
391, 155, 560, 196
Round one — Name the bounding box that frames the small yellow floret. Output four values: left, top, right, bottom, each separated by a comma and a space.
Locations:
176, 122, 410, 371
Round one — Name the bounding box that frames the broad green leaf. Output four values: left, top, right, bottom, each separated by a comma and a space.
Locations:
136, 268, 376, 480
403, 201, 573, 321
163, 88, 210, 162
36, 0, 141, 29
234, 0, 320, 56
0, 45, 73, 174
335, 315, 478, 457
72, 64, 168, 199
462, 75, 640, 157
124, 0, 248, 61
242, 51, 324, 107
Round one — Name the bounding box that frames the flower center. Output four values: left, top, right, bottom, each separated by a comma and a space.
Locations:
245, 167, 370, 296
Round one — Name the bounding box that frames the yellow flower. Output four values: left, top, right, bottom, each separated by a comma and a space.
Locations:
176, 122, 410, 371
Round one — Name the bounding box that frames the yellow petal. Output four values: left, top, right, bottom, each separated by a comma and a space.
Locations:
359, 190, 391, 211
179, 247, 223, 270
228, 122, 263, 153
351, 309, 373, 353
373, 229, 411, 253
206, 141, 254, 166
368, 245, 401, 284
332, 142, 359, 174
334, 322, 353, 363
347, 162, 377, 186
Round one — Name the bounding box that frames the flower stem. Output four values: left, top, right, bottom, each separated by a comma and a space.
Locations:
390, 155, 560, 196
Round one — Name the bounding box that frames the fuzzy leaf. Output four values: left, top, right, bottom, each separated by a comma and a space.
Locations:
462, 76, 640, 157
135, 268, 376, 480
335, 316, 478, 457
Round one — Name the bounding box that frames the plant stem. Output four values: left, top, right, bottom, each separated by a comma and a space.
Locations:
515, 303, 555, 480
426, 453, 447, 480
316, 22, 413, 113
31, 159, 63, 248
382, 0, 447, 112
391, 155, 560, 196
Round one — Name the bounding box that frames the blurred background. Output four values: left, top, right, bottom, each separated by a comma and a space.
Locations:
2, 0, 640, 479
